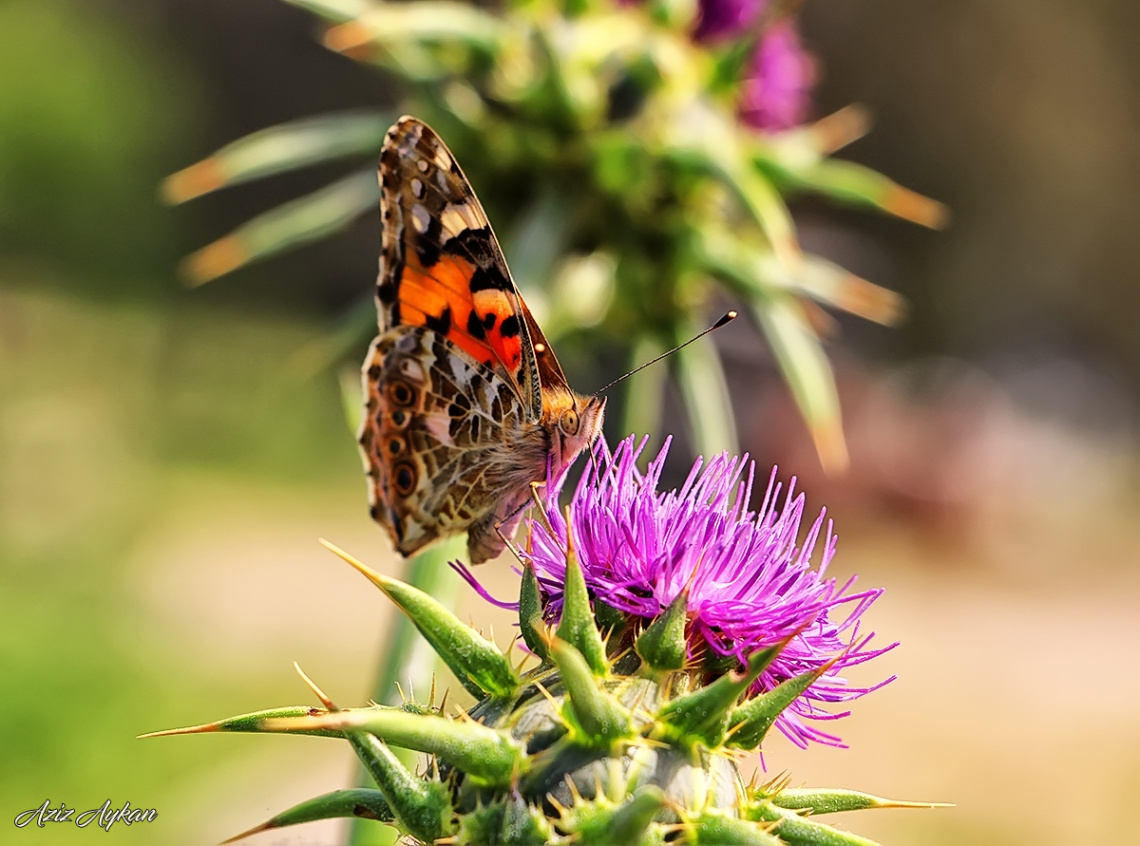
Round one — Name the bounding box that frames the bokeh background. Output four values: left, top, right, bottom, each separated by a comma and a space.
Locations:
3, 1, 1140, 844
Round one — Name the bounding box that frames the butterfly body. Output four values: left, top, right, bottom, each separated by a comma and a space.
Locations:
359, 117, 604, 563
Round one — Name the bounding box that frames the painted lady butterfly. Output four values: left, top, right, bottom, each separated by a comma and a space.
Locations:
358, 117, 606, 563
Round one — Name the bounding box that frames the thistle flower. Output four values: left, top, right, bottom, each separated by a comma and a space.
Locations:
516, 434, 895, 749
738, 19, 816, 131
694, 0, 764, 42
147, 437, 939, 844
693, 0, 816, 130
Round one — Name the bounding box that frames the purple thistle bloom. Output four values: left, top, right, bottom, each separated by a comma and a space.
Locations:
690, 0, 816, 131
738, 19, 815, 131
693, 0, 765, 42
525, 435, 895, 750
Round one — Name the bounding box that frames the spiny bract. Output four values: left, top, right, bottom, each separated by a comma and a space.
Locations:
146, 475, 939, 845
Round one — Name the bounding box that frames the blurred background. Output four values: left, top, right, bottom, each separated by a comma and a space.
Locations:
3, 0, 1139, 844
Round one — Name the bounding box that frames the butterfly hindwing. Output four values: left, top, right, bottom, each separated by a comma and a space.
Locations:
360, 326, 527, 558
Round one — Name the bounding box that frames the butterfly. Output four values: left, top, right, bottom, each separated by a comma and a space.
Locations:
358, 117, 606, 564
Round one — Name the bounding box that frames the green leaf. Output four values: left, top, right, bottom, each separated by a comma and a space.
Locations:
726, 662, 830, 751
663, 106, 800, 270
755, 156, 948, 230
574, 786, 667, 846
555, 533, 608, 676
767, 788, 950, 815
275, 709, 527, 787
519, 563, 551, 662
750, 297, 848, 474
347, 731, 455, 843
181, 169, 379, 284
220, 788, 393, 843
635, 589, 688, 672
139, 705, 341, 739
689, 811, 783, 845
747, 799, 882, 846
674, 333, 739, 459
455, 793, 553, 846
550, 638, 632, 748
161, 111, 391, 203
695, 227, 904, 327
655, 646, 778, 748
322, 539, 519, 700
350, 537, 464, 846
320, 1, 505, 78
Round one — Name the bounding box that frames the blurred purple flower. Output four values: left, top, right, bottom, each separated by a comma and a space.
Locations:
691, 0, 816, 130
738, 19, 815, 131
693, 0, 764, 42
527, 435, 895, 749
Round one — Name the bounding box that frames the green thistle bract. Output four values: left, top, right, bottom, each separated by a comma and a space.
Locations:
146, 443, 942, 845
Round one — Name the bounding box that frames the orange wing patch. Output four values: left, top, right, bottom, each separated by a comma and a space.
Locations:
396, 246, 525, 378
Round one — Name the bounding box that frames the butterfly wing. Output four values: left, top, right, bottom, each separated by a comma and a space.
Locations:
360, 325, 538, 560
374, 116, 556, 418
360, 116, 568, 562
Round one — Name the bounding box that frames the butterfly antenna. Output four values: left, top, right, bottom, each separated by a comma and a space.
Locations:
595, 311, 738, 396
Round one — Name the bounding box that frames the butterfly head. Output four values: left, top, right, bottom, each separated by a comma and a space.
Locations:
546, 390, 606, 472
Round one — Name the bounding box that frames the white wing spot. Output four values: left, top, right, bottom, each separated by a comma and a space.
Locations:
439, 203, 480, 238
410, 204, 431, 234
410, 178, 424, 198
399, 357, 427, 382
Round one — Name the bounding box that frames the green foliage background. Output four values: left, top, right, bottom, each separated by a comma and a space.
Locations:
3, 1, 1140, 845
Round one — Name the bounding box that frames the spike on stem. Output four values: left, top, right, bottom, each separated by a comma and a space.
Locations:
294, 662, 338, 711
554, 518, 607, 676
636, 589, 689, 672
320, 538, 519, 699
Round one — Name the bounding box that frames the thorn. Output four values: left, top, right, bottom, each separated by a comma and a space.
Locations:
138, 721, 221, 738
546, 792, 570, 819
323, 21, 373, 54
533, 681, 560, 710
293, 662, 338, 711
565, 775, 584, 804
320, 538, 384, 583
394, 681, 408, 705
218, 819, 273, 844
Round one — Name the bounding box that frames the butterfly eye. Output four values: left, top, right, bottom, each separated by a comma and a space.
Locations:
559, 408, 580, 436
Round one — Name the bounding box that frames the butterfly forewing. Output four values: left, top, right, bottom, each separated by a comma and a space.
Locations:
375, 117, 549, 417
